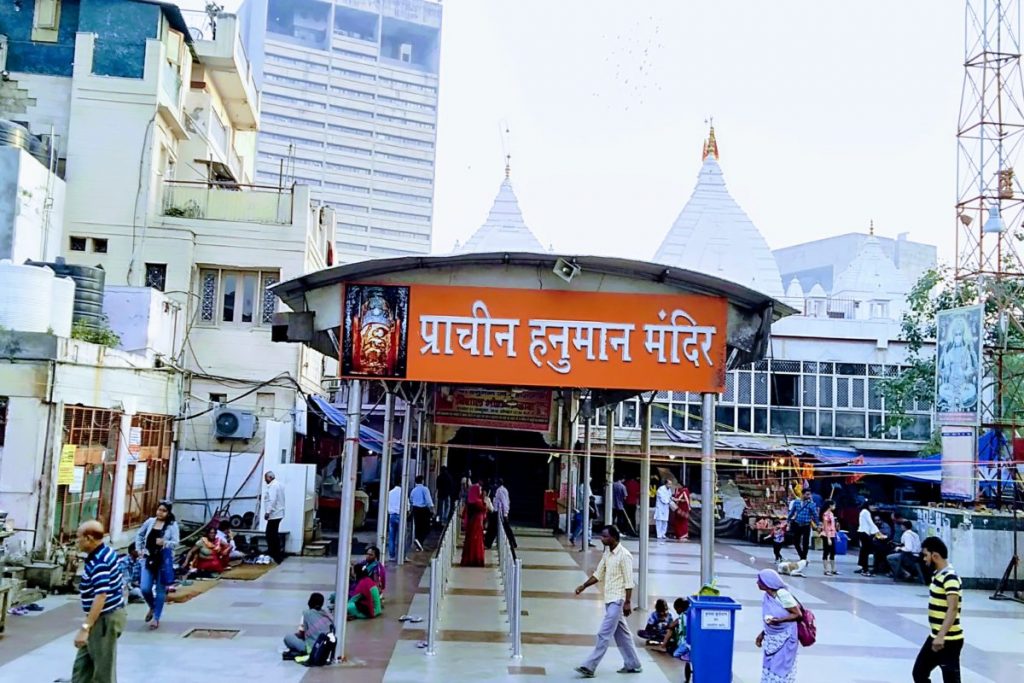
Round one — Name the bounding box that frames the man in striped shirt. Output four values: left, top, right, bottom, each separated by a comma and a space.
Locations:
913, 536, 963, 683
73, 520, 126, 682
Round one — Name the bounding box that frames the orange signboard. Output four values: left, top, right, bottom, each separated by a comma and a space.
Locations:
340, 283, 728, 392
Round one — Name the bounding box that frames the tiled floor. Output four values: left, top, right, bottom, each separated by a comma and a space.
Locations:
0, 531, 1020, 682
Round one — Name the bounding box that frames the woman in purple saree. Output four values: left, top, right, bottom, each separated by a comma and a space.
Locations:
755, 569, 803, 683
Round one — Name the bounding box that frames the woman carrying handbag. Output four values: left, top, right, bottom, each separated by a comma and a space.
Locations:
135, 501, 180, 630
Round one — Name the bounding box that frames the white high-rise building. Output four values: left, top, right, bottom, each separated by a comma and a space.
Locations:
239, 0, 442, 263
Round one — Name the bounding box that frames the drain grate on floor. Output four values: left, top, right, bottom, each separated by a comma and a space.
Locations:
183, 628, 241, 639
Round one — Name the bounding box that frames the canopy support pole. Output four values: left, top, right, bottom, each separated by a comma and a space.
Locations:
604, 408, 615, 526
700, 392, 716, 585
638, 400, 652, 610
333, 379, 361, 662
376, 389, 395, 557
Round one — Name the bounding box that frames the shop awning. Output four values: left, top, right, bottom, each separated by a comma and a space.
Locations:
309, 395, 404, 456
814, 456, 941, 484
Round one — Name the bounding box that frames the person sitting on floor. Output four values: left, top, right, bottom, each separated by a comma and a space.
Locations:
215, 526, 245, 563
185, 526, 231, 576
347, 564, 383, 620
638, 598, 672, 644
117, 546, 145, 603
350, 545, 386, 598
661, 597, 692, 658
283, 592, 334, 659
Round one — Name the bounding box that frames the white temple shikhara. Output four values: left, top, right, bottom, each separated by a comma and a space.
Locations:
653, 125, 786, 299
453, 160, 547, 254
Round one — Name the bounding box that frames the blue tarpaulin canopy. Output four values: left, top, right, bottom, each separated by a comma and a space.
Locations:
813, 455, 941, 484
310, 394, 403, 456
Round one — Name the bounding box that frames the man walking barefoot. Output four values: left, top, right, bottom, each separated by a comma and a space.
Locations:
573, 525, 643, 678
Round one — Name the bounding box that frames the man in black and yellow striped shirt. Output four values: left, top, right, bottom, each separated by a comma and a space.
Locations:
913, 537, 963, 683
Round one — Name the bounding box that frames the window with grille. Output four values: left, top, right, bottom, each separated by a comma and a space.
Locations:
0, 397, 7, 447
145, 263, 167, 292
199, 269, 280, 326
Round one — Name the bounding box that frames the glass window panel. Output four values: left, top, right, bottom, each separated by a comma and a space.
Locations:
754, 373, 769, 405
868, 379, 884, 410
737, 408, 752, 433
802, 411, 817, 436
770, 408, 800, 436
240, 273, 257, 323
754, 408, 768, 434
670, 406, 685, 430
901, 415, 932, 441
836, 377, 850, 407
803, 376, 817, 407
835, 411, 866, 438
222, 272, 237, 322
770, 373, 799, 407
652, 403, 669, 429
837, 363, 866, 376
688, 403, 703, 431
852, 378, 865, 408
819, 362, 834, 374
819, 411, 834, 437
802, 361, 818, 373
869, 364, 885, 376
715, 405, 735, 433
723, 372, 736, 402
738, 371, 752, 404
622, 401, 638, 428
868, 413, 884, 438
819, 377, 833, 407
200, 270, 217, 322
772, 359, 801, 373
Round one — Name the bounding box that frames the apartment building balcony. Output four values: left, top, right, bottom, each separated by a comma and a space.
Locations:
161, 180, 294, 225
192, 13, 260, 130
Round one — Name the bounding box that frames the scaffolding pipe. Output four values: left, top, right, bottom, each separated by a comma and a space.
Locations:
376, 390, 395, 556
700, 392, 716, 585
638, 400, 652, 610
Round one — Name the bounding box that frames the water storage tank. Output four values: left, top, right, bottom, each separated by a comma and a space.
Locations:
0, 119, 52, 167
50, 275, 76, 338
0, 259, 55, 333
27, 258, 106, 332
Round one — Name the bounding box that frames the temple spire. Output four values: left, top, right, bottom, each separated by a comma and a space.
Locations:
702, 119, 719, 161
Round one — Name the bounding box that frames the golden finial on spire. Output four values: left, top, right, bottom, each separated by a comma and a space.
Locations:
505, 154, 511, 180
869, 219, 875, 236
702, 118, 719, 161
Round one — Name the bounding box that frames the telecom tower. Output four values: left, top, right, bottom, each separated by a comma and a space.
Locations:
955, 0, 1024, 601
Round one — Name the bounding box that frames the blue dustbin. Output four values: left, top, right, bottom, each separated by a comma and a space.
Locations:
686, 595, 742, 683
835, 530, 849, 555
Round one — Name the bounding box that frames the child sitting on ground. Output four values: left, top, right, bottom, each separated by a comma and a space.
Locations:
283, 592, 334, 660
637, 599, 672, 644
661, 597, 692, 659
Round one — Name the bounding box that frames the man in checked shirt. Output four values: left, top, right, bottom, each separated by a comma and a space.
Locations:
574, 525, 643, 678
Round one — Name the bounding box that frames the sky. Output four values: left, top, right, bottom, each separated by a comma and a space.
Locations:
194, 1, 966, 263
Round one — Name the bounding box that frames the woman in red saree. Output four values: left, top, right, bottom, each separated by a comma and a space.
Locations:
670, 485, 691, 541
461, 478, 487, 567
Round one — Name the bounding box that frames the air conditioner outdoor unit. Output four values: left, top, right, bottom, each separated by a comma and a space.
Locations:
399, 43, 413, 63
214, 407, 256, 440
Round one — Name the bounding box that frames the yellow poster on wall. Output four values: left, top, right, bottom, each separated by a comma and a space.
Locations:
57, 445, 77, 485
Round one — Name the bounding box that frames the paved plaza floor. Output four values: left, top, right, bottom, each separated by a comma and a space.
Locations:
0, 530, 1020, 682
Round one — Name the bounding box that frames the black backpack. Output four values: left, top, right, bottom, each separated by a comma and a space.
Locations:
306, 629, 336, 667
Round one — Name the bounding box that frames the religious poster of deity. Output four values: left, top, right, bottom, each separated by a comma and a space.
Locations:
935, 304, 983, 426
341, 284, 410, 379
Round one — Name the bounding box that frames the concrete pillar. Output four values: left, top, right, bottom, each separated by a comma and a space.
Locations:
397, 402, 415, 565
109, 412, 134, 542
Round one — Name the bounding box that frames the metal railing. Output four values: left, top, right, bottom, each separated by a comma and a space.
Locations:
496, 516, 523, 659
426, 502, 461, 656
